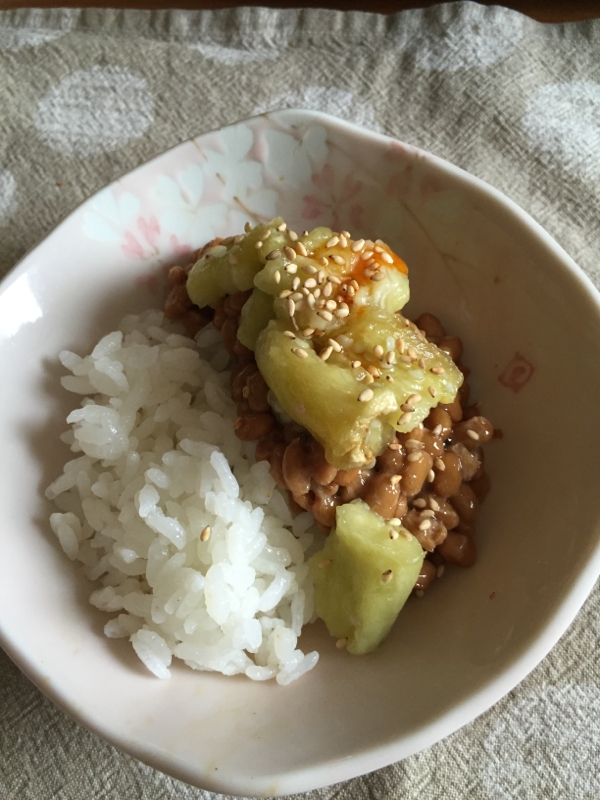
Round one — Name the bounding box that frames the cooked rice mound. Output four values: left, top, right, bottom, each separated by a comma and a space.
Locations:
46, 310, 319, 684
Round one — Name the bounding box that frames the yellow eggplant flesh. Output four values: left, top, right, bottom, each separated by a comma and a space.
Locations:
255, 320, 398, 469
309, 500, 425, 654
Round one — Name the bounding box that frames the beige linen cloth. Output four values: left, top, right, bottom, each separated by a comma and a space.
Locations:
1, 2, 600, 797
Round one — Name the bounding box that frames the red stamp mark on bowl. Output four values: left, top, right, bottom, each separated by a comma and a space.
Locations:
498, 352, 535, 393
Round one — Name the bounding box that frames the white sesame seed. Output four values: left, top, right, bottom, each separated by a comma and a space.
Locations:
279, 289, 292, 298
413, 498, 427, 508
302, 327, 315, 337
435, 457, 445, 471
373, 344, 384, 359
326, 236, 339, 248
323, 282, 333, 297
288, 230, 298, 241
389, 529, 399, 540
419, 519, 432, 531
358, 388, 374, 402
429, 386, 437, 397
266, 249, 281, 261
405, 439, 424, 449
432, 424, 443, 437
431, 366, 445, 374
318, 256, 328, 267
332, 255, 345, 266
255, 240, 264, 249
339, 234, 348, 248
420, 509, 435, 518
396, 339, 406, 354
398, 412, 413, 426
320, 346, 333, 361
352, 360, 361, 368
380, 251, 393, 264
292, 277, 301, 291
283, 330, 295, 339
427, 469, 435, 482
274, 270, 281, 284
200, 525, 211, 542
381, 569, 393, 583
296, 242, 308, 257
407, 452, 421, 462
283, 246, 296, 260
385, 351, 396, 365
335, 637, 348, 649
286, 298, 296, 317
317, 310, 333, 321
290, 291, 303, 302
335, 307, 349, 318
325, 299, 337, 311
401, 404, 414, 413
467, 429, 480, 440
292, 347, 308, 359
361, 250, 374, 260
304, 278, 317, 289
399, 355, 413, 365
303, 264, 317, 275
371, 271, 386, 281
351, 238, 365, 252
328, 338, 342, 352
307, 294, 316, 309
390, 474, 402, 485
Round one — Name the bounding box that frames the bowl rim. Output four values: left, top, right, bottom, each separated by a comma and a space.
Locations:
2, 108, 600, 796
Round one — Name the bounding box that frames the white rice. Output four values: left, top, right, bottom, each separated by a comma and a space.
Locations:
46, 309, 319, 684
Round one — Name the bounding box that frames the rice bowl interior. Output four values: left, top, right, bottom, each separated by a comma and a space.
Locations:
1, 110, 600, 796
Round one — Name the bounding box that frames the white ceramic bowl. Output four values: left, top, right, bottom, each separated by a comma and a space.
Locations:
1, 110, 600, 796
